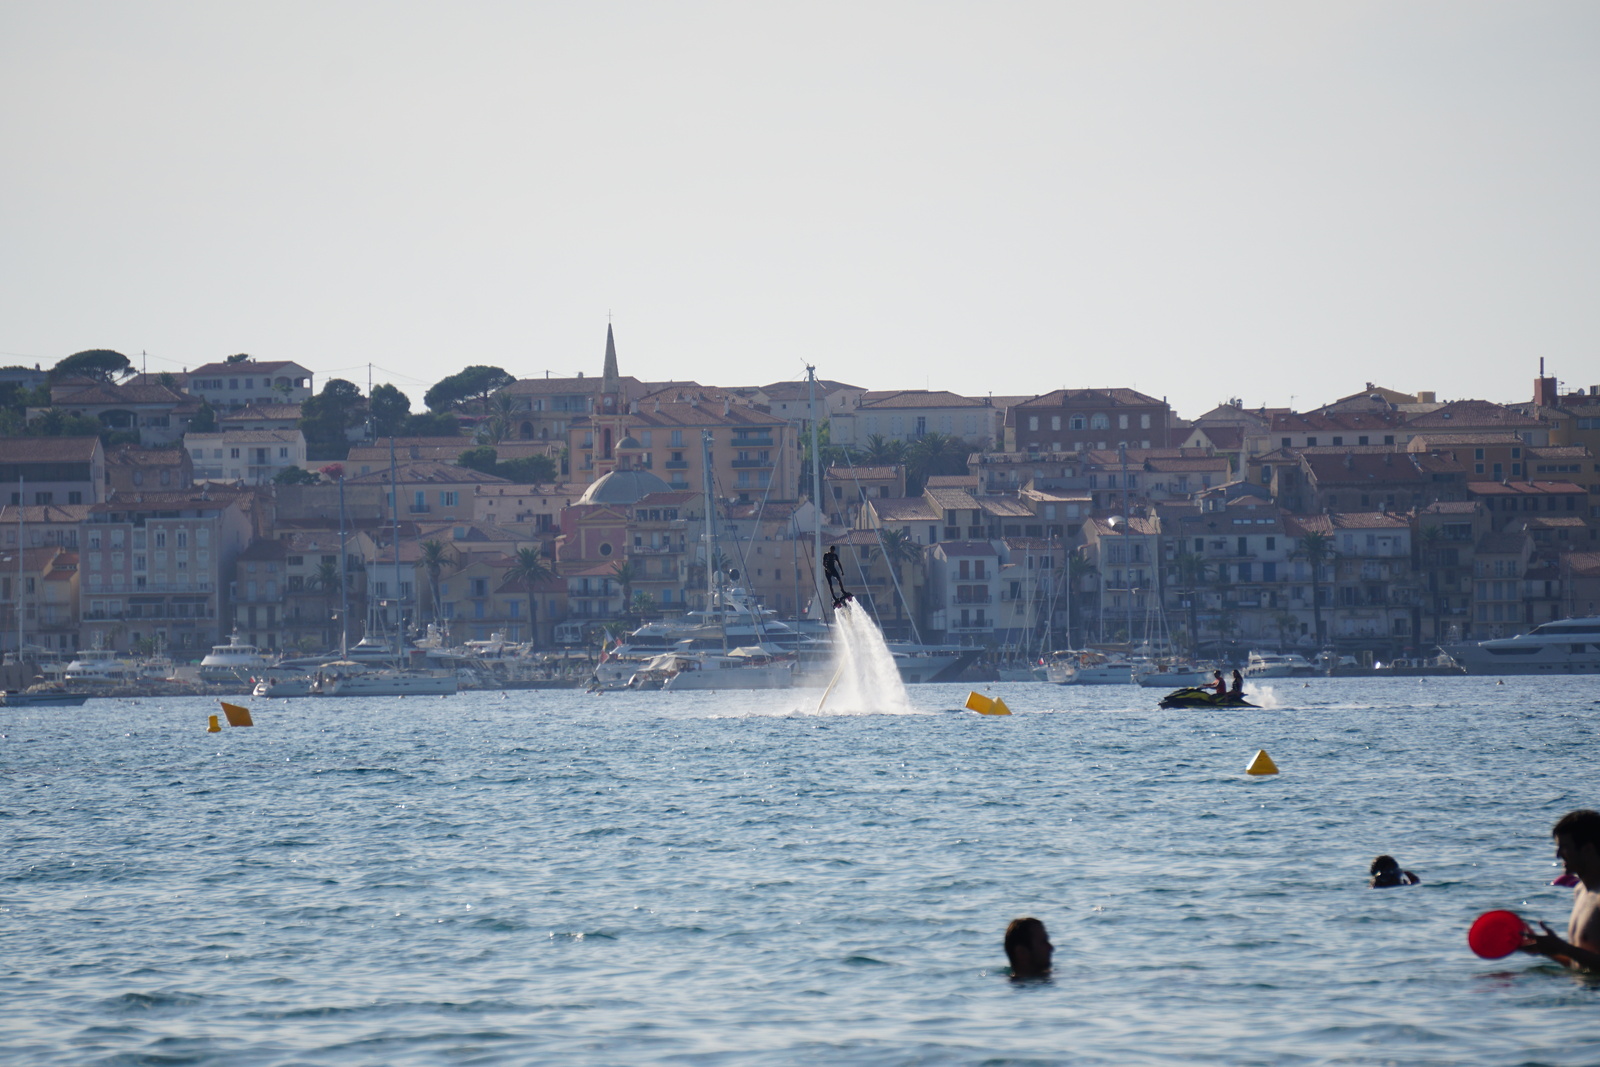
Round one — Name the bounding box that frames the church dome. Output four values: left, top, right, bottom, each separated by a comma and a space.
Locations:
577, 468, 673, 506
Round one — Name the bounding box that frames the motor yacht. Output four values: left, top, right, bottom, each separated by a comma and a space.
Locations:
1443, 617, 1600, 674
199, 632, 275, 682
1245, 651, 1312, 678
1045, 650, 1135, 685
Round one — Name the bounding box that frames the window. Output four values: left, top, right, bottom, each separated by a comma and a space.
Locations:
1050, 416, 1060, 430
1090, 413, 1110, 430
1306, 437, 1317, 446
230, 448, 240, 459
279, 447, 288, 458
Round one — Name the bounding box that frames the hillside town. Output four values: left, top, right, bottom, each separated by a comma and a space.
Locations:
3, 331, 1599, 671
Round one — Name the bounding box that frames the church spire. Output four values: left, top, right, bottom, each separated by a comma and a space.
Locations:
602, 323, 619, 390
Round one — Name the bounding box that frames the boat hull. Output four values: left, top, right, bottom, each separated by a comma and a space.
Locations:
1158, 688, 1257, 709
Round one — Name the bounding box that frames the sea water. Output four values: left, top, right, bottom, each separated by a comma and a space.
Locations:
3, 677, 1598, 1065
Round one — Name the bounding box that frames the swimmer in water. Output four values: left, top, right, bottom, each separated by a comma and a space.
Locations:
1004, 916, 1053, 979
1369, 855, 1420, 888
1520, 809, 1600, 971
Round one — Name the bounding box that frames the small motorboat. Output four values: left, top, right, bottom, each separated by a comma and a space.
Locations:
1158, 687, 1258, 709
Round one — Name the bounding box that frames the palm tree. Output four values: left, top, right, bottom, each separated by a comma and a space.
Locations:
419, 540, 455, 622
1172, 552, 1209, 655
904, 432, 971, 495
507, 544, 553, 645
874, 527, 922, 638
1066, 551, 1097, 648
311, 558, 342, 647
863, 434, 907, 466
630, 590, 656, 619
1417, 525, 1443, 644
610, 559, 638, 616
1295, 530, 1336, 649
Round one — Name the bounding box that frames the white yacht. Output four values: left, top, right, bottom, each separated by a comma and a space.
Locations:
655, 647, 796, 691
1134, 662, 1216, 688
199, 632, 275, 682
1245, 652, 1312, 678
63, 648, 140, 684
1045, 650, 1136, 685
1444, 618, 1600, 674
314, 663, 458, 696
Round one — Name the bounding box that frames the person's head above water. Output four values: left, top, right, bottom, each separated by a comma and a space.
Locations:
1369, 854, 1419, 887
1553, 809, 1600, 887
1004, 917, 1053, 978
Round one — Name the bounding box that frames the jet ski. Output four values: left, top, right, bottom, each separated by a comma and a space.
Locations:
1158, 687, 1258, 709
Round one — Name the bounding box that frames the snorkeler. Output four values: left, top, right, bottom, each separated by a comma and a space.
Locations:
1519, 809, 1600, 971
1004, 917, 1053, 979
1369, 855, 1420, 888
822, 545, 851, 607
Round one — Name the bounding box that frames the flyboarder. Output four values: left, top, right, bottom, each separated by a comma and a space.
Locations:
823, 545, 852, 608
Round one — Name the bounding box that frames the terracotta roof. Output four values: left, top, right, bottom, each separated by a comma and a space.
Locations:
345, 461, 509, 485
1303, 453, 1436, 484
1087, 515, 1159, 536
1326, 512, 1411, 530
0, 436, 101, 462
924, 475, 979, 489
936, 540, 999, 555
185, 429, 304, 444
188, 359, 311, 376
825, 465, 900, 480
1467, 480, 1585, 496
51, 381, 196, 407
106, 447, 188, 467
0, 503, 94, 524
1420, 500, 1482, 514
924, 487, 980, 510
856, 390, 990, 410
869, 498, 941, 522
1015, 388, 1165, 408
1405, 400, 1541, 429
757, 380, 862, 401
220, 403, 304, 421
978, 498, 1035, 518
1269, 410, 1409, 432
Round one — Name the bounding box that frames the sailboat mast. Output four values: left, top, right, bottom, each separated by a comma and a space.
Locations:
338, 475, 349, 658
806, 366, 824, 613
15, 476, 22, 659
702, 429, 726, 650
389, 435, 402, 657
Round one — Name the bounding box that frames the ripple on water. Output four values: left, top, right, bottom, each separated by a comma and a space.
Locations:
3, 680, 1599, 1065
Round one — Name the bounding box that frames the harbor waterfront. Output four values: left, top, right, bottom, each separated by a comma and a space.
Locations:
3, 677, 1598, 1065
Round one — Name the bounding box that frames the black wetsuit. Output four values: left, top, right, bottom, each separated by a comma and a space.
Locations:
823, 548, 848, 603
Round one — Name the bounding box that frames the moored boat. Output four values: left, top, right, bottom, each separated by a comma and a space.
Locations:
1443, 618, 1600, 674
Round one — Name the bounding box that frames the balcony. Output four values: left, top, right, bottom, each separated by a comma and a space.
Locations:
731, 458, 773, 468
409, 504, 432, 514
665, 460, 690, 470
733, 435, 774, 447
953, 593, 993, 605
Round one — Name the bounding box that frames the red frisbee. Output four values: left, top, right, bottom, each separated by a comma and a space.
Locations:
1467, 910, 1528, 959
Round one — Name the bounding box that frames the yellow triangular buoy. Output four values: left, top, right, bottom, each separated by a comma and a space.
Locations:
220, 702, 254, 727
1246, 749, 1278, 775
991, 697, 1012, 716
206, 714, 221, 733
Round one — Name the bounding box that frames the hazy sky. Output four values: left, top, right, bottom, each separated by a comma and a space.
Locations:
3, 2, 1597, 420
